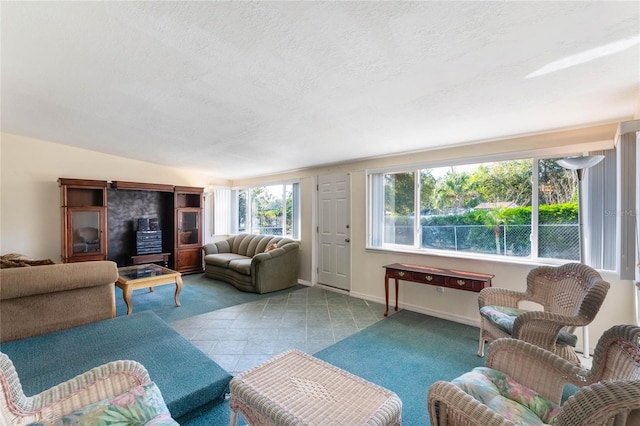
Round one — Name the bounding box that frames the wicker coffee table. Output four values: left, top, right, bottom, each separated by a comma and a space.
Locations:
229, 350, 402, 426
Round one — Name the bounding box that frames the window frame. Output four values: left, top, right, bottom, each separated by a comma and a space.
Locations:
231, 181, 301, 239
367, 152, 615, 269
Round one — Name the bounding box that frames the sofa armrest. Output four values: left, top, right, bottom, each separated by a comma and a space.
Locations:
427, 380, 507, 426
478, 287, 528, 309
252, 242, 298, 264
0, 261, 118, 300
553, 381, 640, 426
34, 360, 151, 413
251, 243, 299, 294
486, 337, 587, 403
1, 356, 151, 425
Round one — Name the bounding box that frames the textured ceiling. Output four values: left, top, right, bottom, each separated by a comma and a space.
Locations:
2, 1, 639, 179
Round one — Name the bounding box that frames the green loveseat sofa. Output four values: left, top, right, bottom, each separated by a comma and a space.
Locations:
203, 234, 300, 294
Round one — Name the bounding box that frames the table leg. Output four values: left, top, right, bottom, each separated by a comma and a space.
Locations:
384, 272, 390, 317
394, 278, 399, 312
174, 275, 183, 307
123, 286, 133, 315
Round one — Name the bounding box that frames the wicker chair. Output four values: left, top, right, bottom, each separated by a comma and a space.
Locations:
0, 351, 176, 425
428, 324, 640, 425
478, 262, 610, 364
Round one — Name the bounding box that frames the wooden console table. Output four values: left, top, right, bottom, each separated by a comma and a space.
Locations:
383, 263, 494, 316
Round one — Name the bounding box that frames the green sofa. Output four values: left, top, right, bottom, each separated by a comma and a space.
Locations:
202, 234, 300, 294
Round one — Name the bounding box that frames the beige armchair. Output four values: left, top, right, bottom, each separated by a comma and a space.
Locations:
0, 352, 177, 425
478, 262, 610, 364
428, 325, 640, 426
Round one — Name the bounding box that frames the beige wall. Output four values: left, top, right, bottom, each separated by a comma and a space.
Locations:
0, 133, 228, 259
1, 124, 635, 355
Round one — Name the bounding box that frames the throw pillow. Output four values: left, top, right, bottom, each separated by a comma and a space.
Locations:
53, 382, 178, 425
265, 243, 278, 252
0, 253, 56, 269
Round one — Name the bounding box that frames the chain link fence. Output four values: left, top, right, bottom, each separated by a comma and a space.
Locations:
385, 224, 579, 260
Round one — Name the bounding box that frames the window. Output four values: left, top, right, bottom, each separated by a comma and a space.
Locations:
369, 153, 615, 266
233, 182, 300, 239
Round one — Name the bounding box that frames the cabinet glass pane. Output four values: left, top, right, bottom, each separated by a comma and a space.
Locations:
179, 211, 199, 244
72, 211, 101, 253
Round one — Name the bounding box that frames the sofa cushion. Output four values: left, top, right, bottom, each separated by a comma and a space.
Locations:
204, 253, 249, 268
53, 382, 179, 425
228, 234, 288, 257
480, 305, 578, 347
452, 367, 560, 425
228, 258, 252, 275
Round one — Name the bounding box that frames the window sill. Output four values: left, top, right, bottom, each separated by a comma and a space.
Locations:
365, 245, 569, 268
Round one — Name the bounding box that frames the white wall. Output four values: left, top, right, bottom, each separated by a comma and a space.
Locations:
1, 124, 635, 355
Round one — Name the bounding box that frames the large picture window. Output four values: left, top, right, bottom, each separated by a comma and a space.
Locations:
369, 154, 614, 266
233, 182, 300, 239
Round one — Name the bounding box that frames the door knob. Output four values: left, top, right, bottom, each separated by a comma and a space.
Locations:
345, 238, 350, 243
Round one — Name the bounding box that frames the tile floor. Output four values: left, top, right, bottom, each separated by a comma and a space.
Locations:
170, 286, 389, 375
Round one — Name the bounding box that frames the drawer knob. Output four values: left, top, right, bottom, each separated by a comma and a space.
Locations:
426, 275, 433, 281
398, 271, 405, 277
457, 279, 466, 286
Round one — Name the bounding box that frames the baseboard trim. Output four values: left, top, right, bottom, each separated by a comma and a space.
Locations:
350, 290, 480, 328
314, 283, 350, 295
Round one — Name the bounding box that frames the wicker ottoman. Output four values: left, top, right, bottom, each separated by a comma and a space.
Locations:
229, 350, 402, 426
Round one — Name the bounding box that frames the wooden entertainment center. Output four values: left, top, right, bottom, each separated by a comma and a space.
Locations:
58, 178, 204, 274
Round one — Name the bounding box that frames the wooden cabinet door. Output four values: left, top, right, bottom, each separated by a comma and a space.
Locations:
174, 186, 204, 273
59, 178, 108, 263
176, 247, 202, 274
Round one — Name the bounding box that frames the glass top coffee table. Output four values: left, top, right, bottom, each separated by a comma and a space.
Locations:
116, 264, 183, 315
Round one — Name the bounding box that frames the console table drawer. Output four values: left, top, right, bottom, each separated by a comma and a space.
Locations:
413, 272, 445, 285
387, 269, 411, 280
444, 276, 485, 292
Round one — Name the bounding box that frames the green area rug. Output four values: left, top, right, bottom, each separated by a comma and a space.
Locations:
314, 310, 484, 425
115, 273, 305, 322
1, 311, 232, 420
178, 309, 484, 425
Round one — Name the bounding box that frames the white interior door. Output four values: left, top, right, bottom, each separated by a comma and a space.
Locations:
318, 173, 351, 291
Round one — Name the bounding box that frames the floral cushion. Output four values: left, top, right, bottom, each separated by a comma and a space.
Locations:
53, 382, 178, 425
480, 305, 578, 347
452, 367, 561, 425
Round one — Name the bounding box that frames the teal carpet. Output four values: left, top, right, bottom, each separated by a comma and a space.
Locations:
0, 311, 232, 420
178, 309, 484, 425
314, 310, 484, 425
115, 273, 305, 322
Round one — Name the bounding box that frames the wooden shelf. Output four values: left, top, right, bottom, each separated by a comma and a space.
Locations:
111, 181, 174, 192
